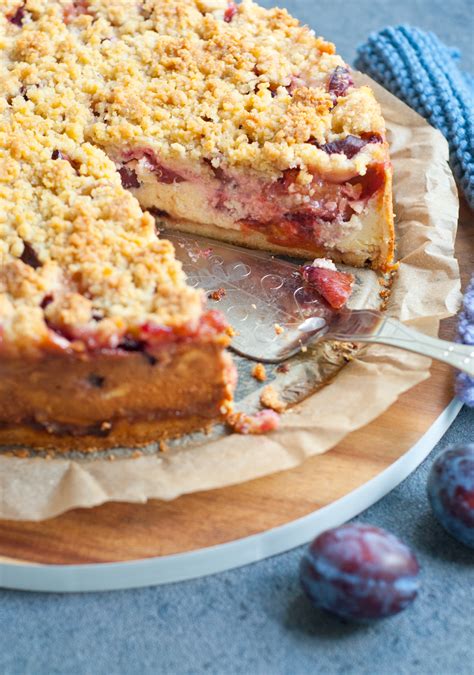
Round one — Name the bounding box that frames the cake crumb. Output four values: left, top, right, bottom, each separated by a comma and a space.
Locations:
274, 323, 284, 335
311, 257, 337, 271
251, 362, 267, 382
131, 450, 142, 459
209, 288, 226, 301
226, 325, 236, 337
227, 409, 280, 435
160, 440, 169, 453
260, 384, 286, 413
108, 453, 116, 462
276, 363, 290, 374
13, 449, 30, 458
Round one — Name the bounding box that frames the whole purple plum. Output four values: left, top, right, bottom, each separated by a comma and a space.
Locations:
300, 523, 420, 621
427, 445, 474, 548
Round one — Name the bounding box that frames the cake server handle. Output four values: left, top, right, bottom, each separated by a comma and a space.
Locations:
328, 311, 474, 376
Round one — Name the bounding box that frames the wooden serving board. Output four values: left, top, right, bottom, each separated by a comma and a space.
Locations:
0, 207, 472, 571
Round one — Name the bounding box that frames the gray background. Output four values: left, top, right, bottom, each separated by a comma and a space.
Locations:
1, 1, 473, 673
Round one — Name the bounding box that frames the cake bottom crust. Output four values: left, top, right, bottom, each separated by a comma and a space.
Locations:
0, 414, 218, 452
159, 212, 386, 269
0, 341, 234, 452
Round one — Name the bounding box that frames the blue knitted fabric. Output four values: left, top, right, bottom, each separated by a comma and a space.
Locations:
356, 26, 474, 406
355, 26, 474, 208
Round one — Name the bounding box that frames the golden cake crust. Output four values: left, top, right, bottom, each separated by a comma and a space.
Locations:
1, 0, 386, 178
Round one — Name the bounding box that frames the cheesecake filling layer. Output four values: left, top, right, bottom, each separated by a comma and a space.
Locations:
116, 146, 390, 266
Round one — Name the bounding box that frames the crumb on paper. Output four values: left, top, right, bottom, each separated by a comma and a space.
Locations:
378, 269, 397, 310
274, 323, 284, 335
131, 450, 143, 459
108, 453, 116, 462
13, 449, 30, 458
209, 287, 226, 301
220, 398, 234, 415
386, 261, 400, 274
251, 303, 257, 309
160, 440, 169, 453
227, 409, 280, 435
251, 362, 267, 381
276, 363, 290, 374
260, 384, 286, 413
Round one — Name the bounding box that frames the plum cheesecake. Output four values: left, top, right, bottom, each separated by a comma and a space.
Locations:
0, 0, 394, 450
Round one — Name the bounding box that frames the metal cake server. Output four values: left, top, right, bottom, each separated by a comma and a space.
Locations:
163, 229, 474, 375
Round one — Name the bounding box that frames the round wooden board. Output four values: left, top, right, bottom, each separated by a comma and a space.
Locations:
0, 207, 472, 591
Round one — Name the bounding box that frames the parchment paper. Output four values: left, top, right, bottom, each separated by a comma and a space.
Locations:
0, 75, 461, 521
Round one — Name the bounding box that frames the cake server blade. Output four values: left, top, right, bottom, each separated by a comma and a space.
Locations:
162, 229, 474, 375
163, 229, 338, 362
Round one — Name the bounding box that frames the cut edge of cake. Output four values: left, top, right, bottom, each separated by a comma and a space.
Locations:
134, 159, 394, 271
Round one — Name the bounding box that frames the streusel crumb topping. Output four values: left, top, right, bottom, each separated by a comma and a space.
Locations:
0, 0, 386, 350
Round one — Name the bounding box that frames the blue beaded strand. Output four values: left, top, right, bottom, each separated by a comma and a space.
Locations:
356, 27, 473, 405
355, 26, 473, 209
